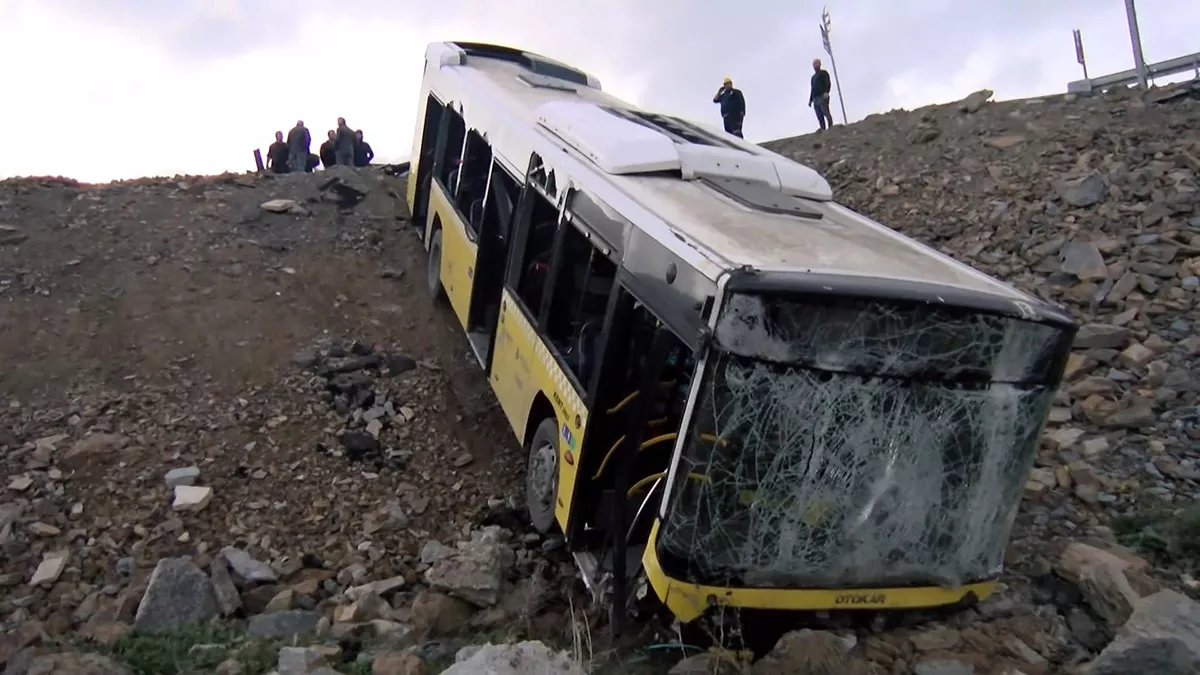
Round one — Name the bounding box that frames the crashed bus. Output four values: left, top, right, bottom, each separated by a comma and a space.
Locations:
404, 41, 1077, 628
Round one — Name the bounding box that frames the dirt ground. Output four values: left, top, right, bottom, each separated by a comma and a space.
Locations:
0, 167, 527, 592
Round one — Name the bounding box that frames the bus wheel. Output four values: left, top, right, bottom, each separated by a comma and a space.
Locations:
526, 418, 559, 534
426, 229, 444, 300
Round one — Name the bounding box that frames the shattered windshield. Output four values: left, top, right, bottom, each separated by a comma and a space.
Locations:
656, 293, 1069, 589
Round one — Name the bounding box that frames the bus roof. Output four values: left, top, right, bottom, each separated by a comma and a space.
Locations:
423, 42, 1046, 308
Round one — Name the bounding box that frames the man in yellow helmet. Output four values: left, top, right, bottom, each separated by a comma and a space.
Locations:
712, 77, 746, 139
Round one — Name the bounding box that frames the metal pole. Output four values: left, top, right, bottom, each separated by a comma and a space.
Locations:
820, 7, 848, 125
827, 49, 849, 125
1124, 0, 1149, 88
1074, 29, 1090, 81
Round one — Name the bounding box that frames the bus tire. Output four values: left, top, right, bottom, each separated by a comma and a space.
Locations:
526, 417, 560, 534
427, 228, 445, 301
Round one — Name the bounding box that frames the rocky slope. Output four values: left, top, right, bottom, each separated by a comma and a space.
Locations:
758, 79, 1200, 673
2, 79, 1200, 675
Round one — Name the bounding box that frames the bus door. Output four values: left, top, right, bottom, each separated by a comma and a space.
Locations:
409, 93, 445, 235
465, 159, 522, 369
430, 106, 487, 334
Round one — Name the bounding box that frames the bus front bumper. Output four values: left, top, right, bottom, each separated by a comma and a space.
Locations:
640, 521, 998, 623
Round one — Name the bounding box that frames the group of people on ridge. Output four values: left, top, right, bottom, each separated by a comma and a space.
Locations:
712, 57, 836, 138
266, 118, 375, 174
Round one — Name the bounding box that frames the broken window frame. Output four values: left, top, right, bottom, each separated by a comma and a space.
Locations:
650, 288, 1075, 590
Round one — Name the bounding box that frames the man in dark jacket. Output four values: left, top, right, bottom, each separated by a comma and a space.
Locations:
319, 130, 337, 169
809, 58, 834, 131
267, 131, 290, 174
712, 77, 746, 138
286, 121, 311, 173
353, 130, 374, 167
334, 118, 356, 167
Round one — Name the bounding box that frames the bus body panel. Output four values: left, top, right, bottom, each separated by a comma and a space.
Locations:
491, 288, 590, 529
639, 521, 997, 620
427, 181, 476, 328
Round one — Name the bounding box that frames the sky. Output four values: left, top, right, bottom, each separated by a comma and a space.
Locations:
1, 0, 1197, 183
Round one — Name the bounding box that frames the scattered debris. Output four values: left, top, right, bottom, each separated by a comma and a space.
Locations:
172, 485, 213, 512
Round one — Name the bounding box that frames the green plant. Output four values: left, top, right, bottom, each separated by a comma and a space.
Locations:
1114, 501, 1200, 571
79, 621, 252, 675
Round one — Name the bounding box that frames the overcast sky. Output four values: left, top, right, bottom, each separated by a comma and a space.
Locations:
1, 0, 1196, 183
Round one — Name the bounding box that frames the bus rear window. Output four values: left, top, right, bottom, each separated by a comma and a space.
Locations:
713, 293, 1070, 385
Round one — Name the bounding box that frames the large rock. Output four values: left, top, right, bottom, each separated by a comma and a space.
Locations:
1055, 542, 1159, 626
1086, 590, 1200, 674
220, 547, 277, 583
751, 629, 869, 675
319, 165, 370, 207
209, 558, 242, 616
59, 434, 128, 470
423, 527, 514, 607
441, 641, 585, 675
133, 557, 219, 633
410, 590, 475, 637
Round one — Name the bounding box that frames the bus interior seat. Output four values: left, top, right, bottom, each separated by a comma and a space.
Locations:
469, 199, 485, 231
572, 317, 603, 379
492, 182, 514, 240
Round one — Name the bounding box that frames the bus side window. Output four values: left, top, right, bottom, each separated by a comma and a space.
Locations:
514, 188, 560, 321
456, 130, 492, 236
544, 221, 617, 389
435, 104, 466, 190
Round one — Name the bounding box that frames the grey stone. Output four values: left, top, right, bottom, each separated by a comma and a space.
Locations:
1061, 173, 1108, 207
133, 557, 219, 634
4, 646, 37, 675
277, 646, 327, 675
1074, 324, 1131, 350
221, 547, 277, 583
1061, 241, 1108, 281
442, 641, 585, 675
164, 466, 200, 488
423, 527, 513, 607
247, 610, 321, 638
209, 559, 242, 616
1088, 590, 1200, 674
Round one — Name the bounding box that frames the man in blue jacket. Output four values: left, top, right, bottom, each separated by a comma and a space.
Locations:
712, 77, 746, 138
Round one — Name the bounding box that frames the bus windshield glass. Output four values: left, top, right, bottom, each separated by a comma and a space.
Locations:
657, 292, 1071, 589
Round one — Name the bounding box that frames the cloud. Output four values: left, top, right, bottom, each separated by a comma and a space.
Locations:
2, 0, 1197, 183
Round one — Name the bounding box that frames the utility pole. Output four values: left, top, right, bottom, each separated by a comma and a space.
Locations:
1124, 0, 1149, 88
819, 7, 849, 125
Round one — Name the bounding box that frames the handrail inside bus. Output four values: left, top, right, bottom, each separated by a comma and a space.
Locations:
591, 432, 727, 481
628, 471, 711, 498
606, 381, 677, 414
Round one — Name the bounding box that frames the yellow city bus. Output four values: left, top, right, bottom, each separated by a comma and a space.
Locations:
404, 41, 1077, 630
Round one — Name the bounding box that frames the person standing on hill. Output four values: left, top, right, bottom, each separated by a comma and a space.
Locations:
334, 118, 356, 167
712, 77, 746, 138
353, 130, 374, 167
319, 130, 337, 169
267, 131, 290, 174
809, 58, 834, 131
286, 120, 312, 173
